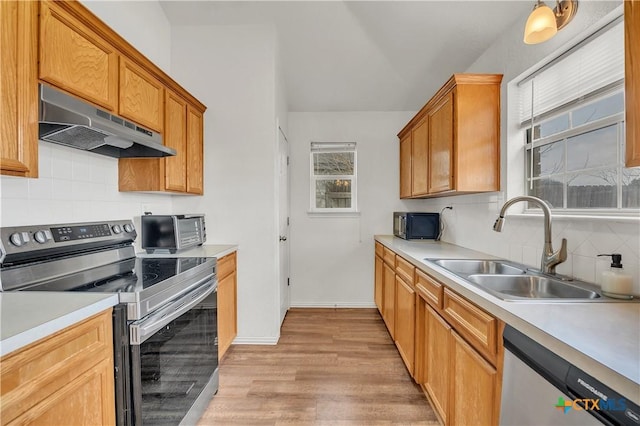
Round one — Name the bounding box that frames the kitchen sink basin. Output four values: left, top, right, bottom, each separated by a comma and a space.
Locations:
466, 274, 601, 300
429, 259, 526, 276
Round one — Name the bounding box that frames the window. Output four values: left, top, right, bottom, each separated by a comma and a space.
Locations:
309, 142, 357, 213
518, 19, 640, 212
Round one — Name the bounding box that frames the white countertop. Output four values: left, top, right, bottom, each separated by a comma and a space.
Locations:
0, 292, 119, 357
136, 244, 237, 259
375, 235, 640, 405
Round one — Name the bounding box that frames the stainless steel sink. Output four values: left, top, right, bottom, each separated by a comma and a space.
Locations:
466, 274, 601, 300
429, 259, 527, 275
425, 258, 610, 302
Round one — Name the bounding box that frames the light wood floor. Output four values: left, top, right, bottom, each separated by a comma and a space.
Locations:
198, 308, 439, 425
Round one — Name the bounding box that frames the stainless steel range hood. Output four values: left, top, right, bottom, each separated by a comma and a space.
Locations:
38, 84, 175, 158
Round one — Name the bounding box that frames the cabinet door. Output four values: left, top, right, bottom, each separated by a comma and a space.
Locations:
1, 1, 38, 178
164, 90, 187, 192
449, 331, 499, 426
428, 92, 454, 193
411, 118, 429, 196
218, 270, 237, 361
395, 276, 415, 375
425, 305, 451, 424
382, 262, 396, 339
626, 0, 640, 167
399, 132, 412, 198
186, 105, 204, 194
374, 255, 384, 313
120, 58, 164, 132
39, 0, 118, 111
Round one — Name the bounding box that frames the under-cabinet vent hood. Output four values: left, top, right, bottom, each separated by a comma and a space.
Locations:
38, 84, 175, 158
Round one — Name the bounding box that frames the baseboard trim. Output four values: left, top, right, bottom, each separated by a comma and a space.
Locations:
232, 336, 279, 345
289, 302, 377, 308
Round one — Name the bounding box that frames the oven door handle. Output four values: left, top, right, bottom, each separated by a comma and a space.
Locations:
129, 278, 217, 345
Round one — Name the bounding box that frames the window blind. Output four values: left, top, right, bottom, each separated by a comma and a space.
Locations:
311, 142, 356, 152
518, 19, 624, 124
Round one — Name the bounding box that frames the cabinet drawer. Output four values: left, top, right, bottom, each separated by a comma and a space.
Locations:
218, 252, 236, 281
395, 256, 415, 286
443, 288, 497, 363
416, 269, 443, 309
383, 247, 396, 266
375, 242, 384, 258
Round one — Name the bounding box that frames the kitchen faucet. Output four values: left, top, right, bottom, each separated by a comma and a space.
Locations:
493, 196, 567, 275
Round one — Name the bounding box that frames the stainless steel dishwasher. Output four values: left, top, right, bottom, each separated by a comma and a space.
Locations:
500, 325, 639, 426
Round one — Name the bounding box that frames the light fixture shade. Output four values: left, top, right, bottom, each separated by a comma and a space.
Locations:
524, 2, 558, 44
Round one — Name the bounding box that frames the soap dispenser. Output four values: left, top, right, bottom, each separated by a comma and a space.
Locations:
597, 253, 634, 299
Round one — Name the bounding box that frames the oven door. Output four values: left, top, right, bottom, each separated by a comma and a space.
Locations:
129, 278, 218, 426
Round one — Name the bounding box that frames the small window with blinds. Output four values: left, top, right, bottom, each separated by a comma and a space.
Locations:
309, 142, 358, 213
518, 18, 640, 211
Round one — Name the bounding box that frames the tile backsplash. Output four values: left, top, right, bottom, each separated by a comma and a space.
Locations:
439, 196, 640, 296
0, 141, 173, 227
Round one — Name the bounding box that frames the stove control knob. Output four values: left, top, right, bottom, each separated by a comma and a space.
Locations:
123, 223, 134, 233
9, 233, 24, 247
112, 225, 122, 234
34, 230, 48, 244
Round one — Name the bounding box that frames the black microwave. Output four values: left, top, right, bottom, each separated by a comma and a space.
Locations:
393, 212, 440, 240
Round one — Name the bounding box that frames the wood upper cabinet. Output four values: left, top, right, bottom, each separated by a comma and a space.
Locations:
186, 106, 204, 194
411, 117, 429, 196
1, 1, 38, 177
119, 58, 164, 133
119, 92, 205, 194
397, 74, 502, 199
428, 92, 454, 194
218, 252, 238, 361
164, 90, 188, 192
39, 0, 118, 112
1, 310, 115, 426
449, 331, 500, 426
626, 0, 640, 167
399, 132, 412, 198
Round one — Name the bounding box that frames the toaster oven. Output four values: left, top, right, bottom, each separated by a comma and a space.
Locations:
141, 214, 206, 253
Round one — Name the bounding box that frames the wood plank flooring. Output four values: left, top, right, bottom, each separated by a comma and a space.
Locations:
197, 308, 439, 425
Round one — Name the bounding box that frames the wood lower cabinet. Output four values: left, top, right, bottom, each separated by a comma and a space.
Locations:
0, 310, 115, 426
374, 254, 383, 313
626, 0, 640, 167
424, 304, 451, 424
218, 251, 238, 361
0, 0, 38, 178
395, 274, 416, 375
449, 330, 500, 426
382, 261, 396, 340
39, 0, 119, 112
397, 74, 502, 199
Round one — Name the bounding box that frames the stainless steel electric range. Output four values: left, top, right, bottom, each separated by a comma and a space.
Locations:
0, 220, 218, 426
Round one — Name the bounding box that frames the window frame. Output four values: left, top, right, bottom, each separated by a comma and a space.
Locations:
308, 142, 358, 214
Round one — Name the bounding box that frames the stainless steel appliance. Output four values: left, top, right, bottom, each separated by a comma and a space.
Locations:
0, 220, 218, 426
393, 212, 440, 240
141, 214, 206, 254
39, 84, 175, 158
500, 325, 639, 425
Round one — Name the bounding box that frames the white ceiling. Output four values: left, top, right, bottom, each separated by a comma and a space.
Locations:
160, 1, 533, 112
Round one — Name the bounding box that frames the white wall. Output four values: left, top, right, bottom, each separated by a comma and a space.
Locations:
169, 25, 282, 343
288, 112, 416, 307
411, 1, 640, 294
0, 1, 174, 228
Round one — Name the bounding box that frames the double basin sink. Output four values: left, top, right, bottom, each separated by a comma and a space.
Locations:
426, 259, 605, 302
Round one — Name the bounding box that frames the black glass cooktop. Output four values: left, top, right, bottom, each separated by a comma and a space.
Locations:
28, 257, 213, 294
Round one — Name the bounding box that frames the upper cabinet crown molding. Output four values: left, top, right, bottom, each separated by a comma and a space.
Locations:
398, 74, 503, 199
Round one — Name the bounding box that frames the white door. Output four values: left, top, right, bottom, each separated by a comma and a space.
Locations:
278, 126, 290, 325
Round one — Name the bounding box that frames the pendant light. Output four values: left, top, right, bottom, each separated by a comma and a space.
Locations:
524, 0, 578, 45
